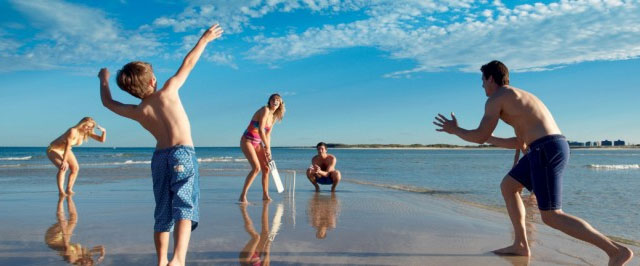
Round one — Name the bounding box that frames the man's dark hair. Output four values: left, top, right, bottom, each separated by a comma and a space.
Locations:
316, 142, 327, 149
480, 60, 509, 86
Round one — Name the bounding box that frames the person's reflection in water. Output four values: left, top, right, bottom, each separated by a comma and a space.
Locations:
308, 192, 341, 239
239, 202, 273, 266
44, 195, 105, 265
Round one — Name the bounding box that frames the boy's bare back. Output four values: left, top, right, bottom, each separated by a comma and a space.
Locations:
130, 89, 193, 149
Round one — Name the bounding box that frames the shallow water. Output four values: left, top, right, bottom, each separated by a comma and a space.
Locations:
1, 147, 638, 242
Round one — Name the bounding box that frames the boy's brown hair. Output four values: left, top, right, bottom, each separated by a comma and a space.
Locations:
116, 61, 154, 99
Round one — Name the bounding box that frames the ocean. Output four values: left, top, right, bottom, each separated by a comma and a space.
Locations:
1, 146, 638, 243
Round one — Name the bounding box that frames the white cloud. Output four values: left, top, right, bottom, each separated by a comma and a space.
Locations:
0, 31, 21, 52
152, 0, 370, 34
1, 0, 162, 71
244, 0, 640, 76
205, 52, 238, 69
4, 0, 640, 76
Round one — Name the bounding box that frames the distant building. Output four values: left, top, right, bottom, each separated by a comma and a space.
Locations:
614, 140, 626, 146
586, 141, 601, 147
601, 140, 613, 146
568, 141, 585, 147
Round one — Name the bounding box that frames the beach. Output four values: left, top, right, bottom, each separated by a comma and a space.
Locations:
0, 147, 638, 265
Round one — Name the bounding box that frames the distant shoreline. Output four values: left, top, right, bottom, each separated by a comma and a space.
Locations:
2, 145, 639, 149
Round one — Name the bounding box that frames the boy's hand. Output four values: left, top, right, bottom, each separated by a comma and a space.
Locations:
98, 68, 110, 81
201, 24, 224, 43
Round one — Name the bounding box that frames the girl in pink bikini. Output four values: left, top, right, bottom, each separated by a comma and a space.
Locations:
239, 94, 285, 203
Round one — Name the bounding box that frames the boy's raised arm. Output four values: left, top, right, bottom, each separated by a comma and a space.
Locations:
163, 24, 223, 93
99, 68, 140, 120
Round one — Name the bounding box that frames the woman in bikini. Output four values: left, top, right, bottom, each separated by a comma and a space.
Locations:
238, 94, 285, 203
46, 117, 106, 196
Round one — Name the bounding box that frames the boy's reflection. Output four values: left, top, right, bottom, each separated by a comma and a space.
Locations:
44, 195, 105, 265
307, 192, 340, 239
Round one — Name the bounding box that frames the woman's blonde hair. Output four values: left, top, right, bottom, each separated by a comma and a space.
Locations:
267, 93, 285, 123
74, 117, 96, 144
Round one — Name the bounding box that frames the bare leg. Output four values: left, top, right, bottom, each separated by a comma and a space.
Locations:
154, 232, 170, 266
493, 175, 530, 256
57, 170, 67, 196
540, 210, 633, 266
261, 171, 271, 201
255, 145, 271, 201
168, 219, 192, 266
47, 150, 67, 196
65, 151, 79, 195
306, 169, 320, 192
330, 170, 341, 192
239, 139, 261, 203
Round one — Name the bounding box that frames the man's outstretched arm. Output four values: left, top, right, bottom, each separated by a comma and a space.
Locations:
163, 24, 224, 93
99, 68, 139, 120
433, 97, 501, 144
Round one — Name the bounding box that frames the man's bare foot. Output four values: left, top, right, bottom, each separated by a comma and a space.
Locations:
609, 243, 633, 266
66, 189, 75, 195
59, 191, 67, 197
492, 244, 530, 256
263, 195, 272, 201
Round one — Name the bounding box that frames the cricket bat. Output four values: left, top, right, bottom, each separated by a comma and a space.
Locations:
268, 160, 285, 193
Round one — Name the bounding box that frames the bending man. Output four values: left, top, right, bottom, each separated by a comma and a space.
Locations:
433, 60, 632, 265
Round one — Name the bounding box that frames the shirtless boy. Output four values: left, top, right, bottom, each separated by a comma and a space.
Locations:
99, 24, 223, 266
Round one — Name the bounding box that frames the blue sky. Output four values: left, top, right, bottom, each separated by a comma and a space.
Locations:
0, 0, 638, 147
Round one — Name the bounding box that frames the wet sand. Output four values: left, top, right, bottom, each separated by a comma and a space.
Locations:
0, 174, 637, 265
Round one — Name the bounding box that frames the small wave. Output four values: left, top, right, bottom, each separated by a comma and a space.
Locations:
121, 160, 151, 165
197, 157, 248, 163
587, 164, 640, 170
0, 164, 22, 168
85, 160, 151, 166
0, 156, 32, 161
348, 179, 467, 195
